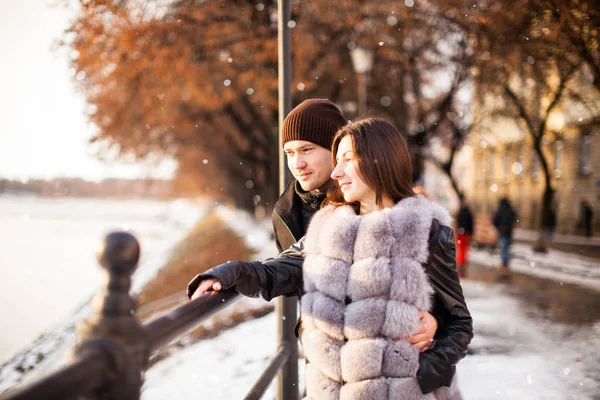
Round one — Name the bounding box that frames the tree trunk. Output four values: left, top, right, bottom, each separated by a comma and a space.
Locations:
533, 186, 555, 253
445, 167, 463, 201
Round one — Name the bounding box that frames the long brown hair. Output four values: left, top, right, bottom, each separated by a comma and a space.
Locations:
325, 117, 416, 209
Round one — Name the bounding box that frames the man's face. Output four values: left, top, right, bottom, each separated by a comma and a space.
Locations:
283, 140, 333, 192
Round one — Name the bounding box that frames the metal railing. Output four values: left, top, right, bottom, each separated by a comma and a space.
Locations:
1, 231, 298, 400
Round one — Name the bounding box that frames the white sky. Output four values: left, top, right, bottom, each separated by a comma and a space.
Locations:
0, 1, 176, 181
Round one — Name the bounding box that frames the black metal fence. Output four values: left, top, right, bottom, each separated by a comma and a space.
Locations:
1, 231, 298, 400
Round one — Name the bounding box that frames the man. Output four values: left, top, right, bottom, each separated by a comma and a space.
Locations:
188, 99, 472, 394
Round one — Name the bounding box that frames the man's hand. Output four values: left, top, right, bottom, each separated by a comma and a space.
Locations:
190, 279, 222, 300
407, 311, 438, 351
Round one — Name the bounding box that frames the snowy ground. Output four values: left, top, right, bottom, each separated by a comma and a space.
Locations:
3, 205, 600, 398
142, 209, 600, 400
142, 278, 600, 400
470, 243, 600, 292
457, 280, 600, 400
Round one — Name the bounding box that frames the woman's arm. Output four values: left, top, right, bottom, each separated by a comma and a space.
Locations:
417, 222, 473, 393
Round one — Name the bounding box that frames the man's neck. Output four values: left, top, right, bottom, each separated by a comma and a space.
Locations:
310, 179, 336, 195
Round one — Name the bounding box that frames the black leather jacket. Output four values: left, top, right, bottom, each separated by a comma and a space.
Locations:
187, 218, 473, 394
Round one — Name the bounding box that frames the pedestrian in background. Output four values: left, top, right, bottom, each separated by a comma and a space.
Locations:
580, 200, 594, 238
456, 196, 474, 278
493, 197, 517, 276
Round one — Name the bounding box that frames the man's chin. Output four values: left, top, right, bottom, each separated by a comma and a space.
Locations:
297, 180, 316, 192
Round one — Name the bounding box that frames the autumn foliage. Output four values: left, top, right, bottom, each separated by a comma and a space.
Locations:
62, 0, 598, 211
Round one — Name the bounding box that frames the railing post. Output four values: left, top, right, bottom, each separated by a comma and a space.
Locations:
277, 0, 299, 399
73, 231, 147, 399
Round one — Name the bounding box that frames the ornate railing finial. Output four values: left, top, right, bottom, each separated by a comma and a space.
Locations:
75, 231, 146, 400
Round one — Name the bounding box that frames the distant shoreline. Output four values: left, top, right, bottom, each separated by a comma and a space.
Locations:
0, 177, 174, 200
0, 191, 180, 201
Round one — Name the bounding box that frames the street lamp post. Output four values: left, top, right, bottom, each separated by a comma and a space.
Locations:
350, 45, 374, 116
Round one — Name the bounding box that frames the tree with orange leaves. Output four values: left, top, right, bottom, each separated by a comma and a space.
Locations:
63, 0, 479, 210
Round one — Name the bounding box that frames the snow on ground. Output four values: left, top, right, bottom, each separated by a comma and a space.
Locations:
514, 228, 600, 247
142, 207, 600, 399
470, 243, 600, 292
214, 205, 278, 260
5, 204, 600, 398
143, 279, 599, 399
457, 280, 599, 400
143, 310, 292, 399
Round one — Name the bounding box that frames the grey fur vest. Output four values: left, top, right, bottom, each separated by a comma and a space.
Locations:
301, 195, 458, 400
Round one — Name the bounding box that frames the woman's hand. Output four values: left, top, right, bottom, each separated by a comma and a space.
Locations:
407, 311, 438, 351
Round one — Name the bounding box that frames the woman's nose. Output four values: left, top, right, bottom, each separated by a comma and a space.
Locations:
331, 163, 343, 180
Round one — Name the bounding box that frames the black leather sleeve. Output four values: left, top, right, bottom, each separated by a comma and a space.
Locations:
187, 240, 305, 301
417, 225, 473, 393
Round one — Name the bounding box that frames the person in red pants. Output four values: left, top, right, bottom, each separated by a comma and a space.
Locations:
456, 196, 474, 278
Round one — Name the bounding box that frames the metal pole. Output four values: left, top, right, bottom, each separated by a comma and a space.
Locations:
357, 73, 367, 116
277, 1, 298, 399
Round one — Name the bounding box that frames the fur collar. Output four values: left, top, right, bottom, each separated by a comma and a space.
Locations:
304, 194, 452, 265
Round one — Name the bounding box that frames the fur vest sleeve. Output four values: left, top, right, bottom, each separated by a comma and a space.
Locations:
300, 195, 458, 400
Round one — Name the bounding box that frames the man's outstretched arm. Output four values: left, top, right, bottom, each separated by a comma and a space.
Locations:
187, 239, 306, 301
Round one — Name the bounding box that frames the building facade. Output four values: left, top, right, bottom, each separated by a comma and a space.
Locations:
467, 123, 600, 236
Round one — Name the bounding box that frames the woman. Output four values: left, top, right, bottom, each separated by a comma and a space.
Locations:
300, 118, 466, 399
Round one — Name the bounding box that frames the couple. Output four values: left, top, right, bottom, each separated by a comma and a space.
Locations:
188, 99, 473, 399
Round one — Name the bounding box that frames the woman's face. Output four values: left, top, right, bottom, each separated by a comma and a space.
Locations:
331, 135, 376, 205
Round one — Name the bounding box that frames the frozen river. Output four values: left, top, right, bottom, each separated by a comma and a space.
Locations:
0, 195, 203, 365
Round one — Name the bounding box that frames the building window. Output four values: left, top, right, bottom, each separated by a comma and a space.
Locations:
580, 134, 592, 175
502, 147, 510, 184
553, 140, 564, 178
531, 151, 541, 181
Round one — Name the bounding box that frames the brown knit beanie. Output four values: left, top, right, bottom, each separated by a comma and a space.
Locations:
281, 99, 347, 149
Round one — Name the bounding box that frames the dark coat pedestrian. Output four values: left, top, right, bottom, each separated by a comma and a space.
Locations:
581, 201, 593, 237
493, 198, 517, 269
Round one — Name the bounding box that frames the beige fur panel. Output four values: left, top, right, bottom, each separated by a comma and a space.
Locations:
346, 257, 392, 301
382, 340, 420, 378
432, 375, 464, 400
353, 210, 396, 260
305, 205, 359, 264
389, 258, 433, 311
386, 207, 432, 264
381, 300, 421, 339
302, 291, 345, 342
343, 298, 387, 340
387, 377, 429, 400
302, 330, 343, 382
339, 378, 388, 400
304, 254, 350, 302
303, 206, 335, 254
305, 363, 340, 400
340, 338, 386, 383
